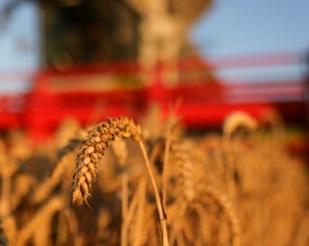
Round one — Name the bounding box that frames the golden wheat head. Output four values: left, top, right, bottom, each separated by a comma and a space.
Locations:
223, 111, 257, 137
71, 116, 141, 205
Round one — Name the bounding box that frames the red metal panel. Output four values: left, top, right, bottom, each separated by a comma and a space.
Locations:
0, 52, 307, 140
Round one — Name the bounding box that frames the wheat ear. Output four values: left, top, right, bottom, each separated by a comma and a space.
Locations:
172, 142, 195, 202
72, 116, 141, 204
198, 185, 240, 246
71, 116, 169, 246
223, 111, 257, 138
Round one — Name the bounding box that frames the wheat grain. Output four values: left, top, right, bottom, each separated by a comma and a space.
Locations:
72, 116, 141, 205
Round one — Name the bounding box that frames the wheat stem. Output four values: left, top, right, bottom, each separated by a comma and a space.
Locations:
162, 119, 172, 213
138, 140, 169, 246
121, 178, 145, 246
121, 174, 129, 246
1, 175, 11, 218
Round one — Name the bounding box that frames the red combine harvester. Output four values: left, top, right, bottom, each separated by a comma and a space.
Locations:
0, 52, 307, 140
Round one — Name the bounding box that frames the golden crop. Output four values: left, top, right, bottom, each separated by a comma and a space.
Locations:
0, 111, 308, 246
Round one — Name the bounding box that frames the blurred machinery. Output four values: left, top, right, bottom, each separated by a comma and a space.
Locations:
0, 52, 307, 140
42, 0, 215, 85
0, 0, 307, 142
1, 0, 213, 67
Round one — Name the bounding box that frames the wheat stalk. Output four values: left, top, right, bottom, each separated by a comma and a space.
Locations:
169, 138, 240, 245
1, 216, 17, 245
10, 174, 34, 212
16, 196, 64, 246
198, 184, 240, 246
32, 153, 74, 204
71, 116, 169, 246
122, 178, 144, 246
111, 138, 131, 246
162, 117, 174, 212
63, 208, 81, 246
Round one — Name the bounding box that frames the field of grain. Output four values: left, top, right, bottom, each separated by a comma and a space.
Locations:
0, 109, 308, 246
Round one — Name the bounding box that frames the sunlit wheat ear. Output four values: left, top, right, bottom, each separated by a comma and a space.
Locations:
71, 116, 141, 205
223, 111, 257, 137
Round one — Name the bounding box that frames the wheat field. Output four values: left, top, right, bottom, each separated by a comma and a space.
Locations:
0, 109, 308, 246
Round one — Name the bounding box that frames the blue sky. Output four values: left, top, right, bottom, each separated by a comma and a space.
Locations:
190, 0, 309, 57
190, 0, 309, 82
0, 0, 308, 91
0, 0, 39, 70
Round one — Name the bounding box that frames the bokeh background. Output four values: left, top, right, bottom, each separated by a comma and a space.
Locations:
0, 2, 309, 246
0, 0, 308, 139
1, 0, 309, 85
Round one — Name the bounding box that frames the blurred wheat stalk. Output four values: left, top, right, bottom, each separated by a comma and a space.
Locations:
0, 110, 308, 246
